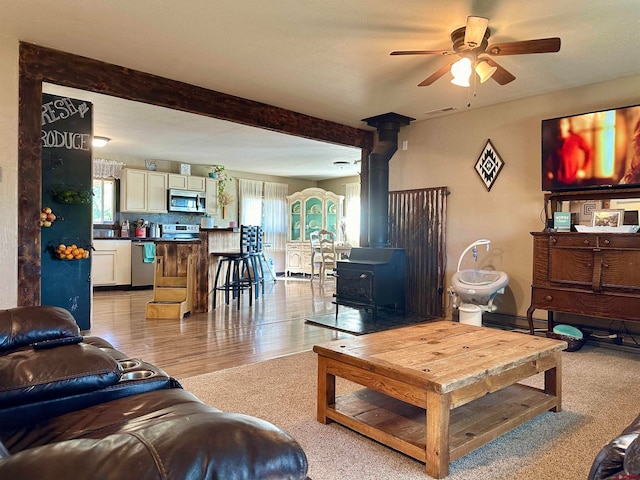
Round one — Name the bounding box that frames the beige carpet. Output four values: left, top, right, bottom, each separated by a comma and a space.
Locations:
180, 345, 640, 480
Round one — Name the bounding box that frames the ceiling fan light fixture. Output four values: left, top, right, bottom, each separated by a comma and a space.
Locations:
93, 136, 111, 147
475, 60, 497, 83
450, 57, 472, 87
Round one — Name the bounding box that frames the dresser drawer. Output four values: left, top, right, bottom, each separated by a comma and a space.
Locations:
549, 234, 596, 248
531, 287, 640, 321
597, 235, 640, 249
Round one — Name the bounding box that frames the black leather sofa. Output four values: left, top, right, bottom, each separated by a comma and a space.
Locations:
588, 413, 640, 479
0, 306, 308, 479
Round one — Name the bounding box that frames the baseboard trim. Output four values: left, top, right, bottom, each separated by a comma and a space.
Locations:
460, 311, 640, 353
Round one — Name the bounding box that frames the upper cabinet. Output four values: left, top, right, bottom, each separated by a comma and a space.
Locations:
121, 169, 212, 213
147, 171, 169, 213
168, 173, 206, 192
205, 177, 219, 216
121, 168, 168, 213
286, 188, 344, 243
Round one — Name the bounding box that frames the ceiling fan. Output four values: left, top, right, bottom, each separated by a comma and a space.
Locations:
391, 16, 561, 87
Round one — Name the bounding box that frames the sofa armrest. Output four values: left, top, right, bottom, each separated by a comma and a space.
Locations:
0, 306, 80, 352
0, 342, 121, 408
625, 435, 640, 475
0, 411, 308, 480
588, 433, 638, 480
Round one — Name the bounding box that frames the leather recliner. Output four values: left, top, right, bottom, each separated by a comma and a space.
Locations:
588, 412, 640, 480
0, 306, 308, 479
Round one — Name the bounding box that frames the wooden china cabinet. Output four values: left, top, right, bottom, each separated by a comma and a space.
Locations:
527, 187, 640, 334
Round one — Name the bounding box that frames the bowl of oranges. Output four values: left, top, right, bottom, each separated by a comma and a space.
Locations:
54, 243, 90, 260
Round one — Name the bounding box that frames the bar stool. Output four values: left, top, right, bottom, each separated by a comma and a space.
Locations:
248, 226, 265, 298
213, 225, 257, 309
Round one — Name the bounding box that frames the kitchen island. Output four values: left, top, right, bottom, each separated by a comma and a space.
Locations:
154, 227, 240, 313
200, 227, 241, 311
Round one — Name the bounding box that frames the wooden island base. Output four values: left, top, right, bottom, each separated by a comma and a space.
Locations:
154, 227, 240, 313
314, 321, 567, 478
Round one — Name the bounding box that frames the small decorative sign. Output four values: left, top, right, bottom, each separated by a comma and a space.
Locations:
180, 163, 191, 176
474, 139, 505, 191
553, 212, 572, 232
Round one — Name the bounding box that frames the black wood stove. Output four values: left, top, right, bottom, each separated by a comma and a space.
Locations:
334, 247, 406, 321
334, 112, 413, 322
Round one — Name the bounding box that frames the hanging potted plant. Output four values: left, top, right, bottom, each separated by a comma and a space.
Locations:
209, 164, 224, 179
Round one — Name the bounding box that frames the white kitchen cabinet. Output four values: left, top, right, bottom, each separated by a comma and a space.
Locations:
205, 177, 219, 215
147, 171, 168, 213
168, 173, 206, 192
121, 168, 167, 213
92, 240, 131, 286
121, 169, 147, 212
168, 173, 187, 189
187, 176, 206, 191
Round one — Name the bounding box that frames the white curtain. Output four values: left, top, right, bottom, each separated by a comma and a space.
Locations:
263, 182, 288, 251
238, 178, 263, 226
344, 182, 361, 246
93, 158, 124, 179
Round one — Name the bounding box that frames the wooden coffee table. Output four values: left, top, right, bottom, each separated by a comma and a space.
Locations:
313, 321, 567, 478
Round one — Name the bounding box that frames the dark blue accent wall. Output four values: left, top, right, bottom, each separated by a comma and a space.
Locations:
41, 93, 93, 329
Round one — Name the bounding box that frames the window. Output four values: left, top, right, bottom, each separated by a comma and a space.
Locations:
92, 178, 115, 224
238, 179, 264, 225
263, 182, 288, 251
239, 179, 288, 252
344, 182, 360, 246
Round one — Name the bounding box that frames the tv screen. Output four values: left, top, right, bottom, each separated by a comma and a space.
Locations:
542, 104, 640, 191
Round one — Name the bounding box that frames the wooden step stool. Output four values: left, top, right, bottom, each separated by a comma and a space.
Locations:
145, 255, 194, 319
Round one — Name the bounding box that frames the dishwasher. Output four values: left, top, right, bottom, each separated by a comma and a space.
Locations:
131, 241, 156, 287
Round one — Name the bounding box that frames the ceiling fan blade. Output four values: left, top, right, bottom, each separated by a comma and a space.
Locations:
418, 61, 455, 86
486, 37, 561, 56
390, 49, 453, 56
485, 59, 516, 85
464, 16, 489, 48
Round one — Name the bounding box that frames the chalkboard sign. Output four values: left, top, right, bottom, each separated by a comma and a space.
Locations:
41, 93, 93, 329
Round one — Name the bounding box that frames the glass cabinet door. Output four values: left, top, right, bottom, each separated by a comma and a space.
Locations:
304, 196, 322, 242
290, 200, 301, 241
326, 200, 337, 235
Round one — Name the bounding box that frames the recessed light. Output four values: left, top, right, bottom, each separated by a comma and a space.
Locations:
93, 136, 111, 147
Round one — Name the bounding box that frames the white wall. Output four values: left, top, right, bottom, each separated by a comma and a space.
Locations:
318, 175, 360, 198
0, 36, 18, 308
392, 74, 640, 320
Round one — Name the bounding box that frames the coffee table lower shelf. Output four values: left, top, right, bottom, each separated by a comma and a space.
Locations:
326, 383, 557, 466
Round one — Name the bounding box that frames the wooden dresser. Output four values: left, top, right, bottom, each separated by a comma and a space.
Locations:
527, 231, 640, 334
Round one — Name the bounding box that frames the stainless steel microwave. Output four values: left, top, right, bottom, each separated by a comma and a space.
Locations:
168, 189, 206, 214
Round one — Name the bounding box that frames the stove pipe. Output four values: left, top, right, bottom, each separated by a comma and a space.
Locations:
362, 112, 415, 248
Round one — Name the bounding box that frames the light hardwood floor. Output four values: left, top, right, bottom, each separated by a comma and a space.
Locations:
87, 277, 352, 380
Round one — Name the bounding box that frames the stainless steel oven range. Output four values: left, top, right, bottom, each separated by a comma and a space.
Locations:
160, 224, 200, 240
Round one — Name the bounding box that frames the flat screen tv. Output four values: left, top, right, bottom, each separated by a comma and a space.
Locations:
542, 103, 640, 191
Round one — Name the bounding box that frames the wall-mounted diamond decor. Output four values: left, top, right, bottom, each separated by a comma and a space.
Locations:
474, 139, 505, 191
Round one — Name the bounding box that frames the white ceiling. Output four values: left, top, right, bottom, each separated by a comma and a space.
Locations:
42, 84, 363, 180
5, 1, 640, 180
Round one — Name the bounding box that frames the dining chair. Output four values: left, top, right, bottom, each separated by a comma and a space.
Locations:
309, 230, 322, 281
317, 229, 336, 284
